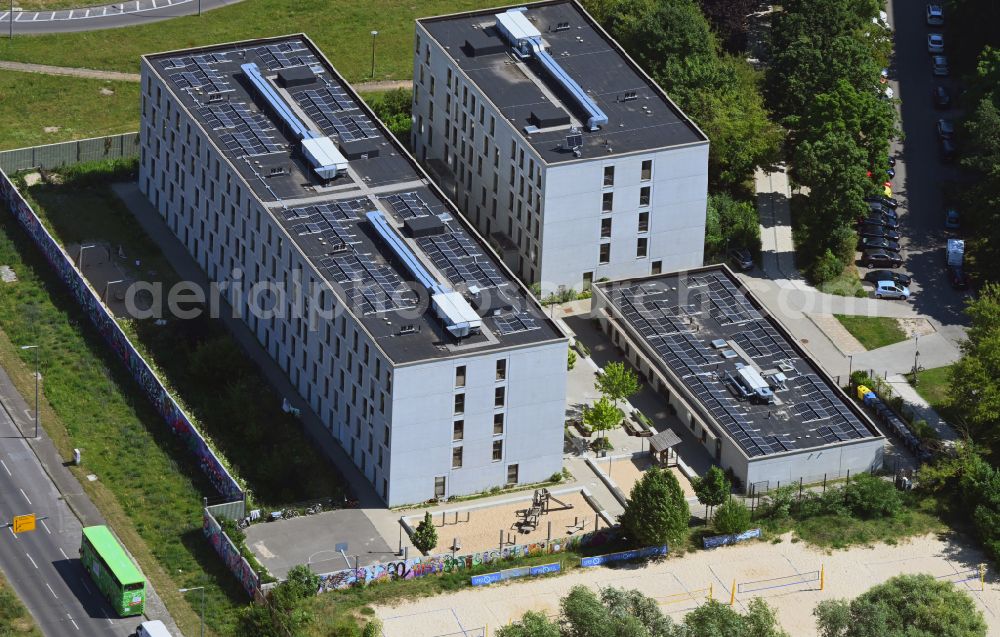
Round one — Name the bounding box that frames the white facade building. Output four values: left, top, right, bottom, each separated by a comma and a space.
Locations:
413, 0, 710, 294
139, 35, 567, 506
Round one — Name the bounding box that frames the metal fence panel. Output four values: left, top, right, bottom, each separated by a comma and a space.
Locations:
0, 132, 140, 173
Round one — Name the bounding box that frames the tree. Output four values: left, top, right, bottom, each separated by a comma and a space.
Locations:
559, 585, 680, 637
235, 564, 318, 636
697, 0, 758, 52
814, 574, 987, 637
595, 361, 641, 412
949, 283, 1000, 452
684, 598, 788, 637
842, 472, 901, 519
712, 499, 751, 535
411, 511, 438, 553
619, 466, 690, 546
704, 192, 761, 260
693, 465, 730, 519
584, 397, 624, 440
495, 611, 561, 637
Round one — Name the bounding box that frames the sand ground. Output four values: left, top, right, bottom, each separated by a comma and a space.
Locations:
592, 454, 695, 498
374, 532, 998, 637
402, 490, 603, 555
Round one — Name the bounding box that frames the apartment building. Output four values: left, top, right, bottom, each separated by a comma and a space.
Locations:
139, 35, 567, 506
412, 0, 710, 294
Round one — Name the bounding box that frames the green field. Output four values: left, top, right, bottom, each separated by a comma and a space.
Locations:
0, 570, 41, 636
912, 364, 956, 423
0, 70, 139, 150
0, 0, 501, 80
834, 314, 908, 350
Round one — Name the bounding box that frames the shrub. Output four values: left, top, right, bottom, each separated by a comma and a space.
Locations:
619, 466, 690, 546
844, 473, 901, 519
810, 249, 843, 284
362, 618, 383, 637
412, 512, 438, 553
567, 348, 577, 371
713, 499, 752, 535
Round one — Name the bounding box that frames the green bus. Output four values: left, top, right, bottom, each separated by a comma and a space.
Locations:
79, 525, 146, 616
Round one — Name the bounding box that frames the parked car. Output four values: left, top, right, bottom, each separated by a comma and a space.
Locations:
933, 85, 951, 108
927, 33, 944, 54
887, 155, 896, 168
864, 270, 911, 287
932, 55, 950, 76
874, 281, 911, 300
862, 249, 904, 268
944, 208, 960, 229
867, 201, 898, 219
861, 237, 901, 252
865, 195, 899, 209
926, 3, 944, 25
940, 137, 957, 161
728, 247, 754, 271
937, 118, 955, 139
947, 265, 969, 290
858, 224, 902, 241
862, 214, 900, 229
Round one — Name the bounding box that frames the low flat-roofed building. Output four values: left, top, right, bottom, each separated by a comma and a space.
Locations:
592, 266, 884, 491
139, 35, 567, 506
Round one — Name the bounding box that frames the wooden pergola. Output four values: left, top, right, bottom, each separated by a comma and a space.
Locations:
648, 428, 682, 467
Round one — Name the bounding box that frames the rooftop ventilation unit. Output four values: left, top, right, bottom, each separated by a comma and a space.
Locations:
241, 62, 348, 180
366, 211, 482, 338
495, 8, 608, 131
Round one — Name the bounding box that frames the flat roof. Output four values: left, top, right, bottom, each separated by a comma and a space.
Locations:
419, 0, 707, 165
596, 267, 881, 458
143, 36, 562, 365
82, 525, 144, 585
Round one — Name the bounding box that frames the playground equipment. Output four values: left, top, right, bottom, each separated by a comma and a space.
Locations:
730, 566, 824, 605
516, 489, 573, 533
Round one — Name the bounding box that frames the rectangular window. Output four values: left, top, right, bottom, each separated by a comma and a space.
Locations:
603, 166, 615, 187
494, 387, 505, 408
639, 186, 651, 207
601, 218, 612, 238
599, 243, 611, 264
492, 440, 503, 462
638, 211, 649, 232
641, 160, 652, 181
507, 463, 519, 485
637, 237, 648, 258
602, 192, 613, 213
454, 393, 465, 415
452, 446, 463, 469
495, 359, 507, 381
455, 365, 466, 388
493, 413, 505, 435
453, 420, 464, 441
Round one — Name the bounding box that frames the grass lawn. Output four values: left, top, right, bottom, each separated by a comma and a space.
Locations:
0, 0, 501, 80
911, 364, 957, 422
834, 314, 907, 350
818, 268, 866, 297
0, 569, 41, 636
0, 70, 139, 150
12, 0, 91, 9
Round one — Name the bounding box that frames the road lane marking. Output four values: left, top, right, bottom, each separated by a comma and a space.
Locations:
40, 519, 50, 534
67, 614, 79, 630
0, 460, 10, 476
8, 527, 17, 539
19, 489, 31, 505
25, 553, 37, 569
45, 582, 57, 599
59, 547, 68, 560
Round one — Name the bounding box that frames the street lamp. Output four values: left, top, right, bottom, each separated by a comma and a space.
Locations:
19, 345, 38, 438
9, 0, 13, 39
179, 586, 205, 637
370, 30, 379, 79
912, 334, 920, 386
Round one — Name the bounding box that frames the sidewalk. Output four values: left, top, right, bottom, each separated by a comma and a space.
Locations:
884, 374, 958, 442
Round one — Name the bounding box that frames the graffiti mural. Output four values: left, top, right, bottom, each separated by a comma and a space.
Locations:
316, 527, 616, 594
702, 528, 761, 549
203, 509, 260, 597
0, 170, 242, 502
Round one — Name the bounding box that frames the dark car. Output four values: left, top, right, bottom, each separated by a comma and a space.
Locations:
858, 224, 902, 241
933, 85, 951, 108
940, 137, 957, 161
947, 265, 969, 290
862, 249, 904, 268
866, 202, 899, 220
864, 270, 912, 287
862, 214, 901, 229
728, 247, 754, 271
860, 237, 901, 252
864, 195, 899, 210
887, 156, 896, 168
944, 208, 960, 229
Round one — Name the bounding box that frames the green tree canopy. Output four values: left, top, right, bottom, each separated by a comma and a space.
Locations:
693, 465, 730, 518
712, 499, 751, 535
595, 362, 641, 409
584, 396, 624, 438
619, 466, 690, 546
949, 283, 1000, 450
684, 598, 788, 637
412, 511, 438, 553
814, 574, 987, 637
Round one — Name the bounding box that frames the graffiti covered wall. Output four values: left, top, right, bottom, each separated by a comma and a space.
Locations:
0, 169, 242, 501
203, 508, 260, 597
316, 527, 616, 593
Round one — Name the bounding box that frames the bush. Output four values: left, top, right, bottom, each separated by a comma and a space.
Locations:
362, 618, 383, 637
412, 512, 438, 553
810, 249, 843, 284
844, 473, 901, 519
713, 499, 752, 535
567, 348, 577, 371
619, 466, 690, 546
57, 157, 138, 187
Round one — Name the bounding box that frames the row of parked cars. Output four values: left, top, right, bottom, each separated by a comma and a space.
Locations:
926, 5, 958, 161
858, 183, 912, 299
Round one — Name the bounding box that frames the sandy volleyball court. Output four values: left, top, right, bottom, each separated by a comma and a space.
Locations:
375, 532, 998, 637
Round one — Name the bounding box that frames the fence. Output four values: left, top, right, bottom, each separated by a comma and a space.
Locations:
731, 567, 823, 605
203, 502, 262, 598
580, 544, 669, 567
0, 132, 140, 174
703, 528, 761, 549
470, 561, 561, 586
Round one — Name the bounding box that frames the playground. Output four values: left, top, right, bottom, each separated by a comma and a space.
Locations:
374, 531, 999, 637
590, 453, 695, 499
401, 488, 607, 555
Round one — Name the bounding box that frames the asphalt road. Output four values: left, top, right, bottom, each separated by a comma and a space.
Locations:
0, 403, 137, 636
0, 0, 242, 34
878, 0, 971, 332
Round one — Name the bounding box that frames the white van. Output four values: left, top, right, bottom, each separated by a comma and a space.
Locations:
135, 620, 172, 637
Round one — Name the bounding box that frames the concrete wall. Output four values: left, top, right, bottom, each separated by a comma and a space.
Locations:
745, 437, 885, 490
388, 339, 567, 506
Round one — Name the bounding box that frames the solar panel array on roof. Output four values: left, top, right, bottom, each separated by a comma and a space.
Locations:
494, 312, 540, 335
167, 54, 233, 99
381, 192, 442, 219
789, 374, 871, 442
295, 87, 380, 142
731, 322, 796, 363
249, 41, 320, 71
418, 234, 507, 290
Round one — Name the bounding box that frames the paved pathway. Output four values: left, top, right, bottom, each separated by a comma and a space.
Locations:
885, 374, 958, 442
0, 0, 241, 34
755, 166, 803, 286
0, 60, 140, 82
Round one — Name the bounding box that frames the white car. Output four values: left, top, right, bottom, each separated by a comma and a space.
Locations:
875, 281, 911, 300
927, 33, 944, 54
926, 3, 944, 25
872, 10, 890, 29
